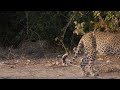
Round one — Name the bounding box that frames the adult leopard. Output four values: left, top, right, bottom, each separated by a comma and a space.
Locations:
68, 31, 120, 77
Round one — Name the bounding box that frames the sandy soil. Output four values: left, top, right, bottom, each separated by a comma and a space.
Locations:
0, 55, 120, 79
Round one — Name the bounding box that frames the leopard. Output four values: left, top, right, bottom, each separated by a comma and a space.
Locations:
68, 31, 120, 77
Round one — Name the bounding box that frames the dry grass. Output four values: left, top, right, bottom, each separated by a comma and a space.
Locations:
0, 41, 120, 79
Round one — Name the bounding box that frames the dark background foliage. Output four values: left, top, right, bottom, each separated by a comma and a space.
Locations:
0, 11, 119, 52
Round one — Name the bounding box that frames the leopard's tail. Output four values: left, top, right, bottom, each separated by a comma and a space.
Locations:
71, 39, 84, 62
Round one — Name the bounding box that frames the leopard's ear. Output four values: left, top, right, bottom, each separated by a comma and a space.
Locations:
92, 30, 96, 36
92, 28, 97, 36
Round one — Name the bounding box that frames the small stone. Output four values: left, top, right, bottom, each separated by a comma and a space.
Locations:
106, 60, 110, 63
55, 61, 59, 65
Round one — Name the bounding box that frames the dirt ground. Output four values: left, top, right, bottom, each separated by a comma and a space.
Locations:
0, 55, 120, 79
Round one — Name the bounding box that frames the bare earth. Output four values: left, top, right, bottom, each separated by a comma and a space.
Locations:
0, 56, 120, 79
